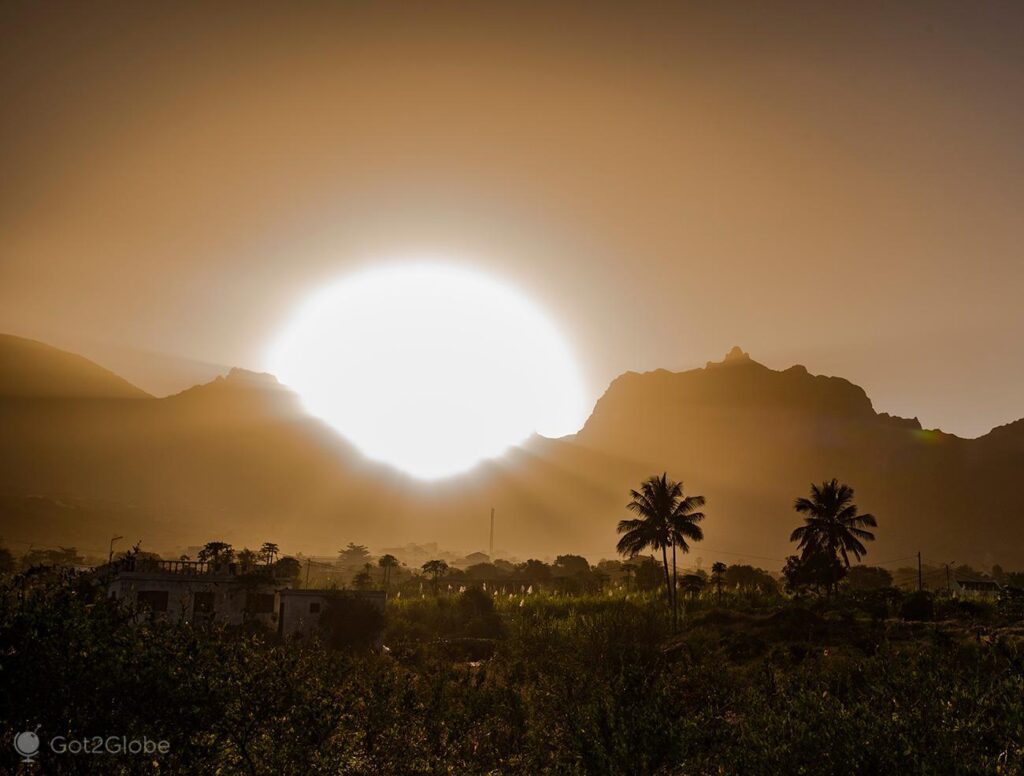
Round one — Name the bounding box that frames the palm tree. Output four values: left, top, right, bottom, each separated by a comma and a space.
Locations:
236, 548, 257, 571
711, 561, 727, 603
617, 473, 706, 630
378, 553, 399, 593
668, 492, 706, 623
197, 541, 234, 565
681, 573, 706, 599
421, 559, 449, 595
791, 479, 877, 595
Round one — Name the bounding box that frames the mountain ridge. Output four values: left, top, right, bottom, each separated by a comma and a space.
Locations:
0, 333, 150, 399
1, 333, 1021, 566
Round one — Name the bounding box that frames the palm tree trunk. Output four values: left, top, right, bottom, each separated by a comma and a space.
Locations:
660, 545, 672, 613
671, 538, 678, 632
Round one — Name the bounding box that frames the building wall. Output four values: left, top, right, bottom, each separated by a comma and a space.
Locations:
277, 590, 386, 640
107, 573, 386, 642
109, 572, 278, 627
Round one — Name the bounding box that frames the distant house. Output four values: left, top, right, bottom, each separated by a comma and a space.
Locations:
107, 557, 386, 642
276, 589, 386, 640
953, 578, 1001, 598
107, 557, 280, 627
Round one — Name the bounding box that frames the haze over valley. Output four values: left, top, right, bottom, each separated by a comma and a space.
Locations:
3, 334, 1020, 568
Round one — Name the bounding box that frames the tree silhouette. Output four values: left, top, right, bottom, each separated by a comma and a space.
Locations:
620, 563, 635, 591
337, 543, 370, 567
0, 546, 15, 575
790, 479, 877, 596
259, 542, 279, 565
273, 556, 301, 582
378, 554, 399, 593
617, 473, 706, 629
197, 542, 234, 565
353, 563, 374, 591
668, 489, 706, 624
711, 561, 727, 603
422, 559, 449, 595
681, 573, 706, 599
236, 548, 257, 571
517, 559, 552, 584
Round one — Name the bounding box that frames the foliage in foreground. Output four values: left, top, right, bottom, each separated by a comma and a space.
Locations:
1, 577, 1023, 775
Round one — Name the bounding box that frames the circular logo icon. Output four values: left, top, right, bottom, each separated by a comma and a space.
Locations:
14, 729, 40, 763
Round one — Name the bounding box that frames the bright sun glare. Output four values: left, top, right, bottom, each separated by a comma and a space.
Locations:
267, 261, 587, 479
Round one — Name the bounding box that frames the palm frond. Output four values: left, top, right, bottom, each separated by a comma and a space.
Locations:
793, 497, 817, 514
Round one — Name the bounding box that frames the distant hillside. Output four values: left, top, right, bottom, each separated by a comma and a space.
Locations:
569, 347, 1024, 567
0, 334, 150, 399
0, 337, 1021, 568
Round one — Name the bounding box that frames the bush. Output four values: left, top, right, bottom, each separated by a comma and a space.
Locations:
936, 597, 994, 622
457, 586, 503, 638
3, 574, 1023, 773
900, 591, 935, 621
320, 595, 386, 649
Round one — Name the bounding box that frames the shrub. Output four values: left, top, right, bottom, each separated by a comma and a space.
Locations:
937, 597, 994, 622
3, 574, 1023, 773
457, 586, 503, 638
320, 595, 386, 650
900, 591, 935, 621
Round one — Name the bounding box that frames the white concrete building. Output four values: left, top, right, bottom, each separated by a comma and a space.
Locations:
107, 558, 280, 628
107, 558, 386, 643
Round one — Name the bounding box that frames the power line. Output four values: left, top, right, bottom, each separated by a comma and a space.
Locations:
697, 546, 788, 563
868, 555, 919, 567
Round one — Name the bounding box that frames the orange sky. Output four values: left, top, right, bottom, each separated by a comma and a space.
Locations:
2, 1, 1022, 437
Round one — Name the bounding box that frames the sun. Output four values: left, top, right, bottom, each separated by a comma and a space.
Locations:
267, 261, 587, 479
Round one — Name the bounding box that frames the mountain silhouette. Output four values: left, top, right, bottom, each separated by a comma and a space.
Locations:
0, 334, 1021, 567
0, 334, 150, 399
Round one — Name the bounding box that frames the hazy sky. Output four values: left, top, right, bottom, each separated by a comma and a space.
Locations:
2, 1, 1022, 437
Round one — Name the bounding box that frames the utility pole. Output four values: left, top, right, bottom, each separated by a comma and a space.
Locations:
917, 551, 923, 592
305, 558, 311, 588
489, 507, 495, 561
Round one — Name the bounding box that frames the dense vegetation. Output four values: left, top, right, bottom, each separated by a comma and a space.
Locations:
2, 569, 1023, 775
4, 476, 1023, 773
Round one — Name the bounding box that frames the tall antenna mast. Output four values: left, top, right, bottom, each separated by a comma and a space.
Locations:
489, 507, 495, 560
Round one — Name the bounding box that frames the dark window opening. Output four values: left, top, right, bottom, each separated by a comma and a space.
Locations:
137, 590, 169, 612
309, 602, 321, 613
193, 591, 215, 614
248, 592, 275, 614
